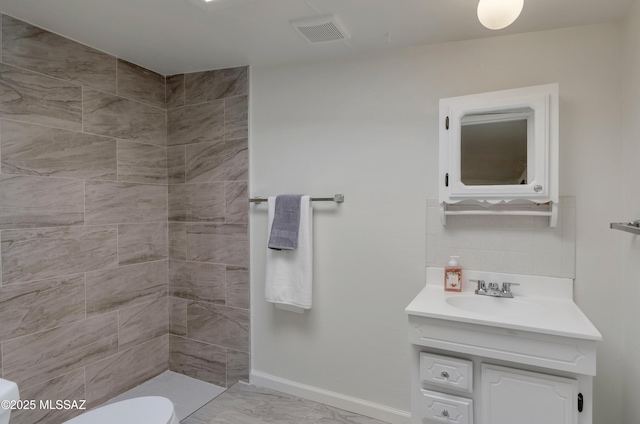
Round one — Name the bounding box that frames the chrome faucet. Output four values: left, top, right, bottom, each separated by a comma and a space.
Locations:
471, 280, 519, 298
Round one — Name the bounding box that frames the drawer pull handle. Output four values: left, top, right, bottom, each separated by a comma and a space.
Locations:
440, 371, 450, 379
442, 409, 450, 418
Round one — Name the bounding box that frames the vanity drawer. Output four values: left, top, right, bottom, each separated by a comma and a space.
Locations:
420, 352, 473, 392
418, 389, 473, 424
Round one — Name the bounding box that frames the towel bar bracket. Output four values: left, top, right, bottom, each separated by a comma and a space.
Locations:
610, 220, 640, 235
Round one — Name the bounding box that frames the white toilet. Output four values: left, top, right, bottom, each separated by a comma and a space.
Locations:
0, 378, 20, 424
63, 396, 179, 424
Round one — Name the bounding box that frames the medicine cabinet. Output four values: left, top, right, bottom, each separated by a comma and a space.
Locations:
439, 84, 559, 227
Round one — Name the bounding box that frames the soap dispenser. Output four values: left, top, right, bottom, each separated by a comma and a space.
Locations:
444, 256, 462, 292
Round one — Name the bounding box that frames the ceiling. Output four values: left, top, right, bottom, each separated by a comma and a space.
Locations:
0, 0, 633, 76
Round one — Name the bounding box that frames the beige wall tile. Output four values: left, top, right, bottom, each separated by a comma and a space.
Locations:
169, 296, 188, 337
169, 260, 225, 304
166, 74, 185, 109
226, 350, 250, 387
167, 145, 186, 184
1, 119, 117, 180
187, 301, 249, 351
167, 100, 224, 146
169, 222, 187, 260
184, 67, 248, 105
169, 335, 226, 387
0, 274, 85, 342
117, 140, 168, 184
1, 15, 116, 94
0, 63, 82, 131
224, 95, 248, 140
86, 260, 168, 316
225, 181, 248, 224
118, 298, 169, 351
83, 88, 166, 146
187, 223, 249, 267
118, 222, 168, 266
168, 183, 225, 222
226, 265, 249, 310
85, 335, 169, 408
0, 174, 84, 230
85, 181, 168, 225
3, 313, 118, 388
2, 225, 117, 285
185, 139, 248, 183
10, 369, 86, 424
117, 59, 165, 108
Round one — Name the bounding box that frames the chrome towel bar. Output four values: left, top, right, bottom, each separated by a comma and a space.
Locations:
250, 194, 344, 204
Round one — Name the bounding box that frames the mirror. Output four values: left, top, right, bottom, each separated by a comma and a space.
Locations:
438, 84, 559, 226
460, 108, 532, 186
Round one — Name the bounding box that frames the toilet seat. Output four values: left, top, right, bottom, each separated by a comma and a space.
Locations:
63, 396, 178, 424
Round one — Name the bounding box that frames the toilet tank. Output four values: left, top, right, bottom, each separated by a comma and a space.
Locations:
0, 378, 19, 424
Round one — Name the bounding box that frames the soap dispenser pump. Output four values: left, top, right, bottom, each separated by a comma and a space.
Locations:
444, 256, 462, 292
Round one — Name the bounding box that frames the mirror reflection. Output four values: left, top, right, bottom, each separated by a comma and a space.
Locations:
460, 108, 532, 186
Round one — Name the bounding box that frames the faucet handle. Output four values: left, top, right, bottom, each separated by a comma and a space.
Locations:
470, 279, 486, 292
501, 282, 520, 293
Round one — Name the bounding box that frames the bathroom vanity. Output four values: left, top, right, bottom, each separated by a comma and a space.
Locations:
406, 268, 601, 424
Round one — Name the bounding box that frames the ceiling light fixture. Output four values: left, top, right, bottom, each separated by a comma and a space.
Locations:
477, 0, 524, 30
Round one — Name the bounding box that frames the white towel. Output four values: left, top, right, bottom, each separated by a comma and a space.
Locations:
265, 195, 313, 310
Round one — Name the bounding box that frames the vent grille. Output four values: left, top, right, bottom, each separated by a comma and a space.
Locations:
291, 15, 350, 44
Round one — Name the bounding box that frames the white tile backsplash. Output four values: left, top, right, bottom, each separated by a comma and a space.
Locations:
426, 197, 575, 278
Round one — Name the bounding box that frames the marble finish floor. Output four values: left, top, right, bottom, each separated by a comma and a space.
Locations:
182, 383, 388, 424
108, 372, 388, 424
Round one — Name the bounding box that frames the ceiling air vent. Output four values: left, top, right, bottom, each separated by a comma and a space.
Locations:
290, 15, 351, 44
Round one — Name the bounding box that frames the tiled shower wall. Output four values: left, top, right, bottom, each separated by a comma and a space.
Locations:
0, 14, 169, 423
165, 69, 250, 388
0, 13, 250, 424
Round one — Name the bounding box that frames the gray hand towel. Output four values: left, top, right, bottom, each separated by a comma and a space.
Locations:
268, 195, 303, 250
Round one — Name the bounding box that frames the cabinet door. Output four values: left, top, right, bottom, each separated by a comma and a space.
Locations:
482, 364, 577, 424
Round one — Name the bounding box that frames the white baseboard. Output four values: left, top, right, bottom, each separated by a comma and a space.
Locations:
249, 370, 411, 424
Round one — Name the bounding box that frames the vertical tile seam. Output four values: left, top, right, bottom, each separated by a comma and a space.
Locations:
116, 307, 121, 352
84, 274, 87, 320
0, 12, 3, 64
164, 75, 168, 110
224, 346, 229, 388
165, 76, 170, 349
223, 97, 227, 142
115, 57, 119, 98
182, 73, 186, 107
83, 366, 87, 405
81, 86, 85, 134
166, 76, 172, 353
222, 91, 229, 328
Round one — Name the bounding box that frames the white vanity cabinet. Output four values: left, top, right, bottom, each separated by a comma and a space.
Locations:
406, 268, 601, 424
482, 364, 578, 424
410, 341, 591, 424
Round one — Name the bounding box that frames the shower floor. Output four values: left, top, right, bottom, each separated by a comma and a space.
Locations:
106, 371, 226, 421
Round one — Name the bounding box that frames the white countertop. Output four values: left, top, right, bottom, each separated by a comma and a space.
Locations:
405, 267, 602, 341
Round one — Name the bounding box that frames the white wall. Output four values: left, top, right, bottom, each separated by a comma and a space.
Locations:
621, 1, 640, 422
250, 23, 624, 423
